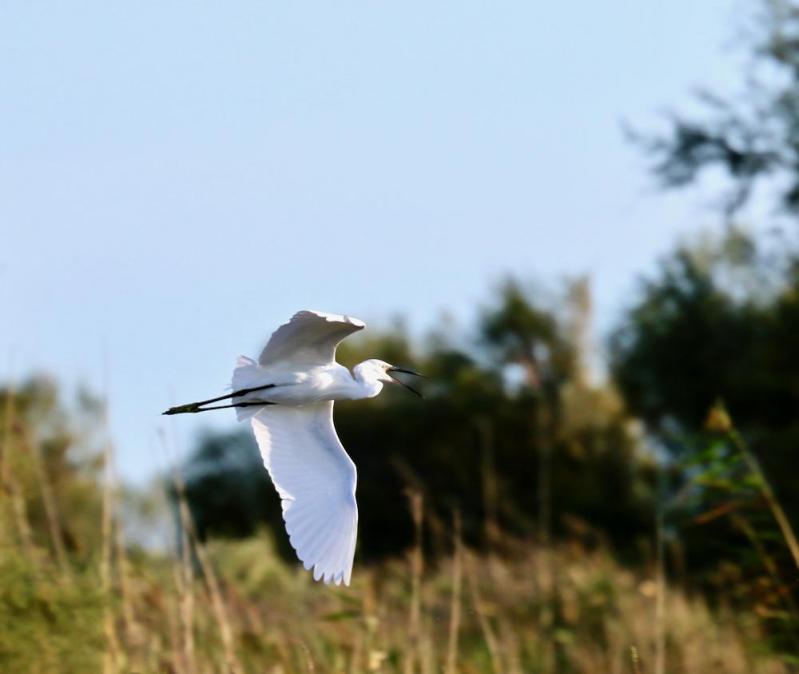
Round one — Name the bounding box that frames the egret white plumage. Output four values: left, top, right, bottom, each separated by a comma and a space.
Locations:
163, 310, 424, 586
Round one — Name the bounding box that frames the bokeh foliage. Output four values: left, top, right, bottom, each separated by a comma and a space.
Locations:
634, 1, 799, 215
615, 0, 799, 659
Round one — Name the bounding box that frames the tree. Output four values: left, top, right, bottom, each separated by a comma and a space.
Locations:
637, 2, 799, 216
619, 0, 799, 519
610, 232, 767, 432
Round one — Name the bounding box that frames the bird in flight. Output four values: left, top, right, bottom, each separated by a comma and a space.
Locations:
163, 310, 424, 586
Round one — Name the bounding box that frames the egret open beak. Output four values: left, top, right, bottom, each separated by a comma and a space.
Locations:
387, 366, 425, 398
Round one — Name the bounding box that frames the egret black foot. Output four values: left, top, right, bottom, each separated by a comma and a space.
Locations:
162, 403, 200, 415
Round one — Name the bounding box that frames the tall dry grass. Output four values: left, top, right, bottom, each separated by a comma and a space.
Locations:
0, 396, 793, 673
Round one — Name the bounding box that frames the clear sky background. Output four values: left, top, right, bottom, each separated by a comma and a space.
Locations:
1, 1, 746, 483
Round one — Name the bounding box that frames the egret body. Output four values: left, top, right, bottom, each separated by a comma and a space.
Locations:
163, 310, 423, 586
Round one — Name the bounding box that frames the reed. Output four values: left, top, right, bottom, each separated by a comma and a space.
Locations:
444, 510, 463, 674
729, 429, 799, 573
404, 490, 424, 674
0, 395, 792, 674
172, 461, 243, 674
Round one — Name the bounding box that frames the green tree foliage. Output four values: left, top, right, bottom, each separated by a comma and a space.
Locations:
617, 0, 799, 533
182, 280, 656, 563
610, 229, 799, 516
636, 2, 799, 214
608, 234, 799, 655
610, 231, 776, 432
619, 3, 799, 659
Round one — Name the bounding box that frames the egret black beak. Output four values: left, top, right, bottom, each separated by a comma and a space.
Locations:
388, 366, 426, 378
387, 366, 425, 398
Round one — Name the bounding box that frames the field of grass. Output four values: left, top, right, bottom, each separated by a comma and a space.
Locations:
0, 382, 794, 673
0, 475, 791, 674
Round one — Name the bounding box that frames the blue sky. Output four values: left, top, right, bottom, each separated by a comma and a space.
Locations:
1, 1, 745, 483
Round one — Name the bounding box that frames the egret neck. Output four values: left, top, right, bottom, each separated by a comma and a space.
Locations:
347, 359, 424, 399
349, 360, 388, 399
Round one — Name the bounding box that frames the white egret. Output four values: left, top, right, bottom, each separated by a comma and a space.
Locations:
164, 310, 424, 586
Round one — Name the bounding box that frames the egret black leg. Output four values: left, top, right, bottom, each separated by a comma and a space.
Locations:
162, 383, 276, 415
162, 401, 275, 415
188, 383, 276, 407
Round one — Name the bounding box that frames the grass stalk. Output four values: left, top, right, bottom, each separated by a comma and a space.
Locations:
654, 469, 666, 674
115, 513, 136, 648
732, 513, 799, 651
444, 510, 463, 674
100, 434, 120, 674
464, 551, 503, 674
0, 382, 13, 490
630, 646, 643, 674
175, 483, 195, 674
478, 418, 499, 547
172, 461, 243, 674
729, 429, 799, 573
1, 388, 36, 562
167, 569, 187, 674
23, 424, 69, 577
404, 489, 424, 674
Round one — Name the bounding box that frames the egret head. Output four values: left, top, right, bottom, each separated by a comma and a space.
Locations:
354, 359, 425, 397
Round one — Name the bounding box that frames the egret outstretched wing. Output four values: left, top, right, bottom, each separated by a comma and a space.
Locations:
250, 402, 358, 585
259, 310, 365, 368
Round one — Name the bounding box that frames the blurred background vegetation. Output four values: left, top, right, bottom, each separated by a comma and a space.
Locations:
6, 2, 799, 672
